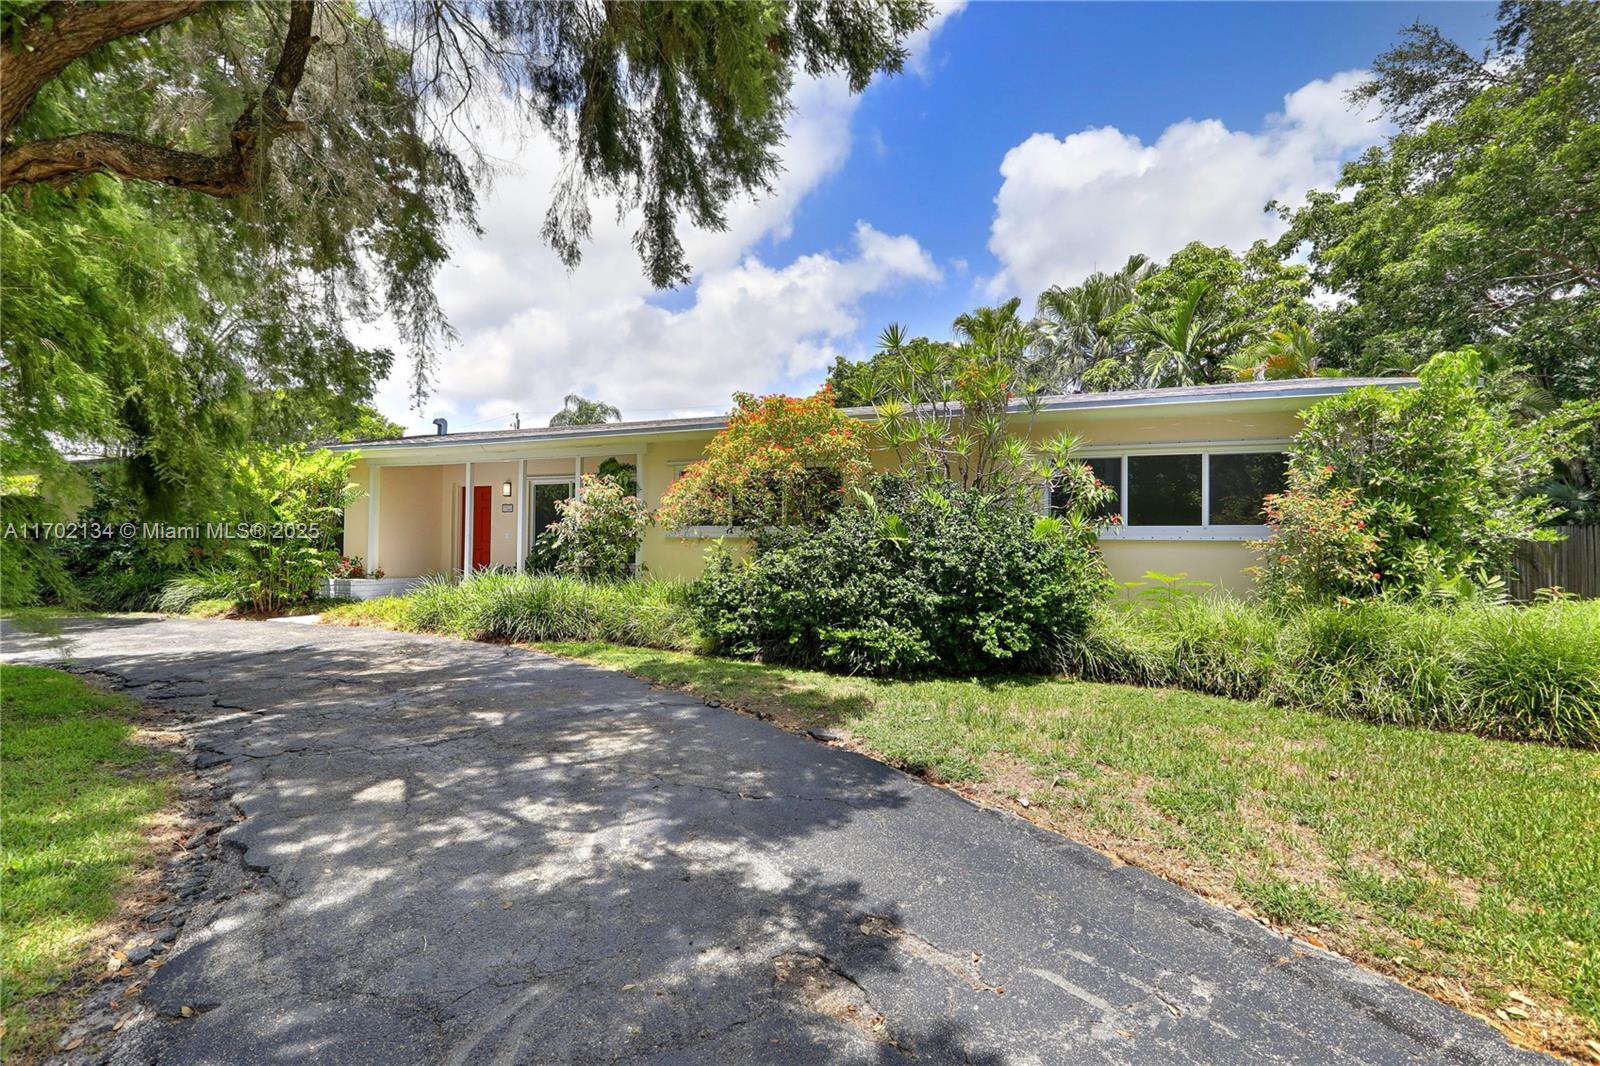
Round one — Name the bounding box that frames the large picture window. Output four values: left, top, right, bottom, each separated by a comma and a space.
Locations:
1046, 447, 1287, 537
1128, 454, 1202, 526
1209, 452, 1288, 525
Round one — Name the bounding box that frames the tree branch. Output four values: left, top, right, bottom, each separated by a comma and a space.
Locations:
0, 0, 204, 141
1, 0, 316, 196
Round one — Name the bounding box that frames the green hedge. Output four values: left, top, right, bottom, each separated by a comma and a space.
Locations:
323, 573, 702, 652
1058, 598, 1600, 747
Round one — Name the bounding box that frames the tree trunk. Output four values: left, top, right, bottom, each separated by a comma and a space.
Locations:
1, 0, 315, 196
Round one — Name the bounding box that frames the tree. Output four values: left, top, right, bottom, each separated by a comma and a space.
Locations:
549, 394, 622, 428
1274, 2, 1598, 399
1128, 280, 1226, 388
1274, 2, 1599, 510
871, 307, 1089, 503
1223, 323, 1337, 381
656, 389, 869, 528
1, 1, 933, 509
1031, 255, 1151, 393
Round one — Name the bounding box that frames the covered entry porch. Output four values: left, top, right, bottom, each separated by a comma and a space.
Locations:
351, 450, 643, 578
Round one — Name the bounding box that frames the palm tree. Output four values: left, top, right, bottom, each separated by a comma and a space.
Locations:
1130, 279, 1225, 388
549, 394, 622, 427
1031, 254, 1151, 392
1222, 323, 1336, 381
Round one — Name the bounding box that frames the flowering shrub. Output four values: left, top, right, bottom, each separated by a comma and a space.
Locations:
655, 388, 870, 528
1249, 465, 1381, 606
1292, 349, 1596, 588
549, 474, 649, 581
330, 556, 383, 580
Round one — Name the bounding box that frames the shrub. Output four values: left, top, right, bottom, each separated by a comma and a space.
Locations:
1055, 597, 1600, 747
0, 490, 75, 609
1249, 465, 1381, 605
656, 389, 869, 528
1290, 349, 1596, 592
219, 446, 359, 611
549, 474, 648, 581
326, 572, 700, 651
691, 475, 1113, 676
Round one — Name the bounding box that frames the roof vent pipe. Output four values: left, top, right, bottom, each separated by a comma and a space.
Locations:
432, 418, 448, 436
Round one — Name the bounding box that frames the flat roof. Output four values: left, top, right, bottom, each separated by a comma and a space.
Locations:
329, 376, 1416, 453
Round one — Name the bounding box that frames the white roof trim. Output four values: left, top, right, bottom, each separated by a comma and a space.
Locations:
329, 377, 1417, 455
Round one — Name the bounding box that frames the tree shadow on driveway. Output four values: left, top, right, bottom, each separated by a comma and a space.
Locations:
6, 618, 1008, 1064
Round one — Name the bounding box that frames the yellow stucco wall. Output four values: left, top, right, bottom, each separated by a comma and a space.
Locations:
342, 401, 1306, 594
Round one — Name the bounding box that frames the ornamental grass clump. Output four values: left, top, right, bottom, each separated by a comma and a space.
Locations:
395, 572, 701, 651
1060, 597, 1600, 748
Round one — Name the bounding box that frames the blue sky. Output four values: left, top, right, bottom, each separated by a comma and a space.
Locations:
373, 1, 1496, 434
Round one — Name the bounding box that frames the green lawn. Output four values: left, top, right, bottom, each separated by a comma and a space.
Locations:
0, 665, 175, 1061
539, 641, 1600, 1060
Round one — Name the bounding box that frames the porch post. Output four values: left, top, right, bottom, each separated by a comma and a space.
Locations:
366, 463, 380, 570
633, 449, 644, 574
573, 455, 583, 497
515, 459, 528, 574
463, 460, 474, 575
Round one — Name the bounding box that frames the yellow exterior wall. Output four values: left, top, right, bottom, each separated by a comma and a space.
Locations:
340, 400, 1310, 594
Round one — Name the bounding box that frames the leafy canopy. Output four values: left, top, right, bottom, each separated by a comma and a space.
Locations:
1290, 350, 1597, 593
1, 0, 932, 511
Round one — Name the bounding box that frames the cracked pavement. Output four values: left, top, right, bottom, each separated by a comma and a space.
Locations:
1, 617, 1546, 1064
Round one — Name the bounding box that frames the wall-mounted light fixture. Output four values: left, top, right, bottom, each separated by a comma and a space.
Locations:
502, 481, 513, 498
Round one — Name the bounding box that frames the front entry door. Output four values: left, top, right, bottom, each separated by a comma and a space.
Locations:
460, 485, 492, 570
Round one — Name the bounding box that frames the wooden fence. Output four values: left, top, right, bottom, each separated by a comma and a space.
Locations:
1505, 525, 1600, 600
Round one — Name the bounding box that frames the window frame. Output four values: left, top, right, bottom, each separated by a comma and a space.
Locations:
1045, 439, 1290, 541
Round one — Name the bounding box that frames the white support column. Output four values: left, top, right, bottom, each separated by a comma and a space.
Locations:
514, 459, 528, 574
573, 455, 583, 496
366, 464, 381, 570
463, 461, 475, 575
633, 449, 645, 574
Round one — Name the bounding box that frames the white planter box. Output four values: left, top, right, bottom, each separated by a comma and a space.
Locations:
322, 577, 423, 601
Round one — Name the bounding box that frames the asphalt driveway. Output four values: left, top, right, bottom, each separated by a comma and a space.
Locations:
2, 618, 1542, 1064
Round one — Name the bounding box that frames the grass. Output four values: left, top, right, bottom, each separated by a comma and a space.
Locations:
0, 666, 176, 1061
321, 572, 701, 651
536, 640, 1600, 1059
1065, 597, 1600, 748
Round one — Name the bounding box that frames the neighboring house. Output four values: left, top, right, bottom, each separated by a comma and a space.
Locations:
329, 378, 1415, 593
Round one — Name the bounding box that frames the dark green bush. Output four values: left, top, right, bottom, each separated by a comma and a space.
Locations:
1056, 597, 1600, 747
692, 477, 1113, 676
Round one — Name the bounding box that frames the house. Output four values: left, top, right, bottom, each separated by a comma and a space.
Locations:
330, 377, 1415, 595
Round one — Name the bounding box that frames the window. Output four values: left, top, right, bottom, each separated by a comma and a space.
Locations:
1042, 447, 1287, 536
1208, 452, 1287, 525
1050, 456, 1121, 520
1128, 454, 1202, 526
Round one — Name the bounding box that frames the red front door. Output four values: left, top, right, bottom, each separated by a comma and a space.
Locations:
461, 485, 493, 570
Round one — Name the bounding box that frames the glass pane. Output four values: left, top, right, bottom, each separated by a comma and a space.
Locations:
1208, 452, 1288, 525
1051, 457, 1121, 520
532, 482, 573, 539
1128, 454, 1201, 526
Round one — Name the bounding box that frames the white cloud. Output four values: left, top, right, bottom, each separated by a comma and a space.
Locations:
984, 70, 1389, 300
362, 9, 966, 435
905, 1, 967, 81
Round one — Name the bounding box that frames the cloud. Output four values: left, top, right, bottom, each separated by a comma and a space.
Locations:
366, 45, 955, 432
410, 221, 939, 425
905, 1, 967, 81
983, 70, 1390, 300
